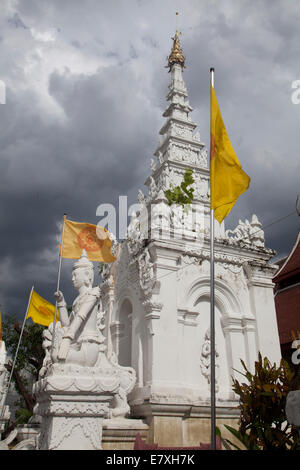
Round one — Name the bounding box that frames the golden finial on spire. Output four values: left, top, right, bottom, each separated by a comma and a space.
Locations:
167, 28, 186, 72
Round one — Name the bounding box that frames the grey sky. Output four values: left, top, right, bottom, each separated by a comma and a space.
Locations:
0, 0, 299, 318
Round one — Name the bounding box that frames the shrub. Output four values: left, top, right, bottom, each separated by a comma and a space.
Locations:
222, 353, 300, 450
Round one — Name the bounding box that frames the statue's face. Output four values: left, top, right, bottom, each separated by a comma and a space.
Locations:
72, 267, 93, 289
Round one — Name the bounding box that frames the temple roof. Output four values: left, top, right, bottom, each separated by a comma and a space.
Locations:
273, 230, 300, 283
274, 286, 300, 344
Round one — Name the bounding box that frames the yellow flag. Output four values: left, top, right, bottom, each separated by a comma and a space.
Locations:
27, 290, 59, 327
210, 84, 250, 223
60, 219, 116, 263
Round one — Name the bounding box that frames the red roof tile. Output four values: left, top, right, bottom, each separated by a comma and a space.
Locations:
274, 285, 300, 344
273, 231, 300, 283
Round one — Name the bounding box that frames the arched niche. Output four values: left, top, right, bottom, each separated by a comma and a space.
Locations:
184, 277, 245, 400
112, 288, 146, 386
186, 276, 243, 321
113, 297, 133, 368
195, 293, 232, 399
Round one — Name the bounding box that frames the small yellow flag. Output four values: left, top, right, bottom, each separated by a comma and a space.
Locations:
27, 290, 59, 327
210, 84, 250, 223
60, 219, 116, 263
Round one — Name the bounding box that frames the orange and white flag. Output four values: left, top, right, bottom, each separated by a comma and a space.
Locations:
60, 219, 116, 263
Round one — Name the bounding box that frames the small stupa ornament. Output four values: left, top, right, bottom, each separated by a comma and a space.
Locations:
167, 29, 186, 71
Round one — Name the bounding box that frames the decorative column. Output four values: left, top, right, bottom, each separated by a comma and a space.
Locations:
242, 317, 258, 373
244, 260, 281, 364
221, 316, 246, 399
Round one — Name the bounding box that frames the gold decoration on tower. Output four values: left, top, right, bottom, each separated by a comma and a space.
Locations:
167, 30, 185, 71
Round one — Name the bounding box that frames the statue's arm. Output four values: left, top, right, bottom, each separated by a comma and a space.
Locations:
54, 291, 70, 327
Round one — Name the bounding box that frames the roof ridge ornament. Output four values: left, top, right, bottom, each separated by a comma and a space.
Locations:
166, 29, 186, 72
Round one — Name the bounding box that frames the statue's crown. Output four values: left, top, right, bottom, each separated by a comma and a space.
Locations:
73, 249, 94, 270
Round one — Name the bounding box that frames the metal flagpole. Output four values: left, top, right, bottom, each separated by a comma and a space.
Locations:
210, 67, 216, 451
50, 214, 67, 358
0, 285, 34, 433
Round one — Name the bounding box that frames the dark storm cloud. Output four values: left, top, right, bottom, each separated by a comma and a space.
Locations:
0, 0, 299, 318
0, 63, 159, 315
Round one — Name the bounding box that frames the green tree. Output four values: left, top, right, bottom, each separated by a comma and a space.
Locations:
2, 314, 45, 425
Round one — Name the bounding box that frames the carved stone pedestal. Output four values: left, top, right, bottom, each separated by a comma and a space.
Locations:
33, 364, 120, 450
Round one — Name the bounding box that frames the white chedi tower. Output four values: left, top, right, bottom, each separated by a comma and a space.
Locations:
100, 31, 281, 446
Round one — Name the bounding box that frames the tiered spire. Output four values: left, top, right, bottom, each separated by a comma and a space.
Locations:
133, 29, 218, 248
142, 29, 210, 235
152, 30, 207, 173
162, 32, 192, 128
